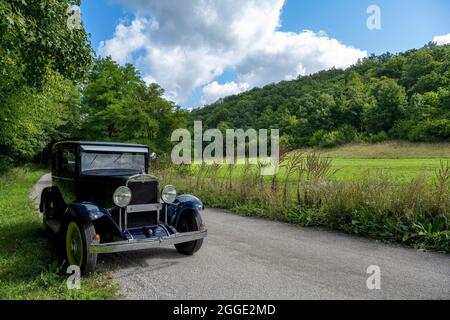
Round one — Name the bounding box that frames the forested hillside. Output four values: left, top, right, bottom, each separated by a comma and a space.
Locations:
191, 44, 450, 149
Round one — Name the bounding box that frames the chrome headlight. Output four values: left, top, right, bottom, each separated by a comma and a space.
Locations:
113, 186, 132, 208
161, 185, 177, 204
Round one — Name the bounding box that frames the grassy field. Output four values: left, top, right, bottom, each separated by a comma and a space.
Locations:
326, 158, 446, 181
0, 166, 117, 299
300, 141, 450, 159
301, 142, 450, 181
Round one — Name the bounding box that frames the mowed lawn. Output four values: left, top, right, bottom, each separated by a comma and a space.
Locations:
310, 142, 450, 181
329, 158, 447, 181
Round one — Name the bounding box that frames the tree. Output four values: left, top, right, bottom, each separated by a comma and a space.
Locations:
81, 58, 142, 140
0, 0, 92, 170
0, 0, 92, 93
0, 71, 82, 162
365, 78, 407, 133
401, 50, 434, 89
80, 58, 187, 153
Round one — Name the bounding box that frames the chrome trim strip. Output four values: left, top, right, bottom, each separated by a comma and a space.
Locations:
126, 174, 159, 184
126, 203, 163, 213
119, 208, 123, 230
81, 145, 147, 153
164, 205, 168, 224
89, 229, 208, 254
124, 208, 128, 230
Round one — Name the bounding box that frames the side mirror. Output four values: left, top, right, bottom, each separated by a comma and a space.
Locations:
150, 152, 157, 160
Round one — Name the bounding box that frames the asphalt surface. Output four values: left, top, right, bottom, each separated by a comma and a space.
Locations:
33, 174, 450, 300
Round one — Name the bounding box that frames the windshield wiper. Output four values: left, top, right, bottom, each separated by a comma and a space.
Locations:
113, 153, 124, 164
89, 155, 98, 167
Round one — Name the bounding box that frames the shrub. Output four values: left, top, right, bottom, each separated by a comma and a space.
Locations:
408, 119, 450, 142
309, 126, 357, 148
0, 155, 12, 173
369, 131, 389, 143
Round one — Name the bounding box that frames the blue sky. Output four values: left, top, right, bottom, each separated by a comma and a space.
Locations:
80, 0, 450, 108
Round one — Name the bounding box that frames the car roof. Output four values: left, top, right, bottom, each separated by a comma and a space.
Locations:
53, 141, 149, 152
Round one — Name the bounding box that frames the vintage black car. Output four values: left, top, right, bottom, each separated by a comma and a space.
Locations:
40, 141, 207, 274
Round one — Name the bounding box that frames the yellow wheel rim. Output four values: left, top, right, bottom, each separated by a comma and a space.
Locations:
66, 221, 83, 266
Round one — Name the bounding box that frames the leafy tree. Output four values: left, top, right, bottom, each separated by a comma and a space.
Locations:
80, 58, 186, 153
0, 0, 92, 170
365, 78, 407, 133
0, 70, 81, 163
81, 57, 143, 140
0, 0, 92, 92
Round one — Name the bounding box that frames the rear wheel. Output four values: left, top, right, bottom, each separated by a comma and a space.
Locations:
175, 213, 203, 255
65, 217, 98, 275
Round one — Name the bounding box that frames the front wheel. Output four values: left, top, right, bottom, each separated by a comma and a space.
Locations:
175, 213, 203, 255
65, 217, 98, 275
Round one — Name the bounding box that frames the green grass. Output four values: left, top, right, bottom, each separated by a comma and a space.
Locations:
0, 166, 118, 300
299, 141, 450, 181
330, 158, 446, 181
300, 141, 450, 159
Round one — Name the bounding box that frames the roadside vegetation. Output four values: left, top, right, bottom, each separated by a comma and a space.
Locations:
0, 166, 117, 299
155, 148, 450, 253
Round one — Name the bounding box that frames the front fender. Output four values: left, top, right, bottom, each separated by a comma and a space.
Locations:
63, 202, 126, 241
66, 202, 110, 223
167, 194, 205, 226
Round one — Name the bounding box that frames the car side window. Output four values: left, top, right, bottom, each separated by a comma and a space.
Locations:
60, 148, 76, 178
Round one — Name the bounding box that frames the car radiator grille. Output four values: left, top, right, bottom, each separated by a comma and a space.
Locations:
126, 179, 159, 229
128, 180, 159, 205
127, 211, 158, 229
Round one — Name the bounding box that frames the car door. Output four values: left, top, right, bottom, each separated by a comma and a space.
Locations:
53, 146, 78, 207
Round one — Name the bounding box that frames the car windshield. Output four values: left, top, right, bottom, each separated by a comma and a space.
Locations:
81, 152, 145, 172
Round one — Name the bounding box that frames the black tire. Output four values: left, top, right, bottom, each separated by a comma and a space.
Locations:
64, 216, 98, 275
175, 213, 203, 255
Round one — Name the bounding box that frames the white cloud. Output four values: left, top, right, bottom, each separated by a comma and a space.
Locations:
101, 0, 367, 105
235, 30, 366, 88
433, 33, 450, 45
201, 81, 251, 105
98, 18, 150, 65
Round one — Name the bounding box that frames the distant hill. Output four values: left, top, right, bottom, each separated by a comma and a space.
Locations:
191, 43, 450, 149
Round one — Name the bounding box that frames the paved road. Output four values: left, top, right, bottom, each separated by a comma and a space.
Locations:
33, 174, 450, 300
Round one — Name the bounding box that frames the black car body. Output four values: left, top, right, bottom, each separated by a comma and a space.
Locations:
40, 141, 207, 274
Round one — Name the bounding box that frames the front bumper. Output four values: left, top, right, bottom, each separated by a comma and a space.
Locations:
89, 229, 208, 254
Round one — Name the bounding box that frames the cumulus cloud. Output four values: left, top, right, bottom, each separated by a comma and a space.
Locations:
201, 81, 251, 105
235, 30, 367, 88
101, 0, 367, 105
99, 18, 151, 65
433, 33, 450, 45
